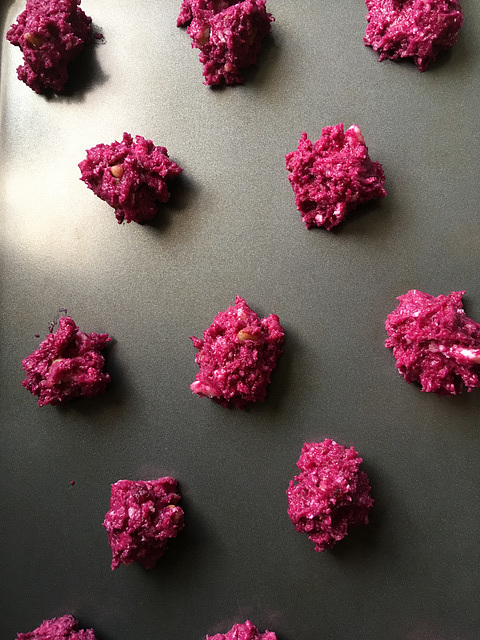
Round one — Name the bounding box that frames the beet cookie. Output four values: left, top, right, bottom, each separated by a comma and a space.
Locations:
385, 289, 480, 395
364, 0, 464, 71
190, 295, 284, 408
22, 315, 111, 407
15, 614, 97, 640
287, 439, 373, 551
286, 124, 386, 230
206, 620, 277, 640
103, 477, 184, 570
79, 132, 183, 224
178, 0, 274, 85
6, 0, 92, 94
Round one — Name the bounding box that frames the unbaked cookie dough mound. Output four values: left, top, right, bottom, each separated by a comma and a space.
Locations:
178, 0, 274, 85
103, 477, 184, 570
364, 0, 464, 71
6, 0, 92, 94
79, 132, 183, 224
16, 614, 97, 640
190, 295, 284, 408
287, 439, 373, 552
285, 124, 386, 230
385, 289, 480, 395
22, 316, 111, 407
206, 620, 277, 640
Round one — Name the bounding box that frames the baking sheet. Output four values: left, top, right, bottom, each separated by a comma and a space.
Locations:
1, 1, 480, 639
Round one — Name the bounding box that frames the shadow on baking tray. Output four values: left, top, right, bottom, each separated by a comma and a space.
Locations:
50, 25, 109, 103
240, 32, 280, 88
207, 31, 280, 91
141, 491, 208, 583
328, 458, 384, 565
148, 171, 197, 234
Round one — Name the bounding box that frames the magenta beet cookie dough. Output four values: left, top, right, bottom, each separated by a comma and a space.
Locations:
6, 0, 92, 94
285, 124, 386, 230
385, 289, 480, 395
103, 477, 184, 570
190, 295, 284, 408
364, 0, 464, 71
206, 620, 277, 640
177, 0, 274, 85
79, 132, 183, 224
22, 316, 111, 407
16, 614, 97, 640
287, 439, 374, 552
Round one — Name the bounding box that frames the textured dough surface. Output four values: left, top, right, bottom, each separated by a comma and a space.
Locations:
178, 0, 274, 85
79, 132, 183, 224
22, 316, 111, 407
385, 289, 480, 395
191, 295, 284, 408
206, 620, 277, 640
6, 0, 92, 93
16, 614, 97, 640
287, 439, 373, 552
285, 124, 386, 230
103, 477, 184, 570
364, 0, 464, 71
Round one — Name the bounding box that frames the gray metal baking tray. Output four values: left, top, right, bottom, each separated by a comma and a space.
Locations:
1, 1, 479, 639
